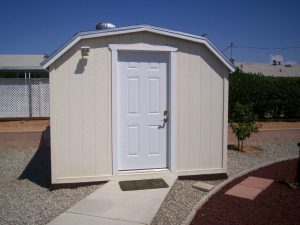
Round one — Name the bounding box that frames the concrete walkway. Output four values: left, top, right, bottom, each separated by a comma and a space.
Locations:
48, 175, 177, 225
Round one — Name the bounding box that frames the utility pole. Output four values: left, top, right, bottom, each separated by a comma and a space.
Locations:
230, 42, 234, 64
222, 42, 235, 64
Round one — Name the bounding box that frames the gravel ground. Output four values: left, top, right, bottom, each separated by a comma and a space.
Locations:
0, 147, 103, 225
151, 139, 299, 225
0, 140, 298, 225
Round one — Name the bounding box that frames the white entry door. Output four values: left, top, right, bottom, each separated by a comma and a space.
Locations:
118, 51, 168, 171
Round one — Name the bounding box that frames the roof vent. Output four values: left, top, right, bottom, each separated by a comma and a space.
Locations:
96, 22, 116, 30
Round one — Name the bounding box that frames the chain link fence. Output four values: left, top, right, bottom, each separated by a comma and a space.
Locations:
0, 78, 49, 118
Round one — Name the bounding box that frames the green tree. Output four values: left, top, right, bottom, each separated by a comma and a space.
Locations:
230, 103, 260, 151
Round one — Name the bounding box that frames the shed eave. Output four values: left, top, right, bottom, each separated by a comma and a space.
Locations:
41, 25, 235, 72
0, 66, 46, 71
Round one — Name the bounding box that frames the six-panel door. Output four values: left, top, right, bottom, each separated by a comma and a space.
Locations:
118, 51, 168, 171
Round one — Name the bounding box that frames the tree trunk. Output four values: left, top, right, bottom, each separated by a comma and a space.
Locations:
241, 140, 244, 151
237, 139, 240, 151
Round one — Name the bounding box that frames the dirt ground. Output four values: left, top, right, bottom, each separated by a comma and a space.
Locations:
259, 121, 300, 130
191, 159, 300, 225
0, 119, 49, 132
0, 120, 299, 132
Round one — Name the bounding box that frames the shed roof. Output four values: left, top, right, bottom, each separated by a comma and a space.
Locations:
41, 24, 235, 72
236, 62, 300, 77
0, 54, 46, 70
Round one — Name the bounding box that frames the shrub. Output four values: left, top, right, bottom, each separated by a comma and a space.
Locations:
229, 70, 300, 120
230, 103, 260, 151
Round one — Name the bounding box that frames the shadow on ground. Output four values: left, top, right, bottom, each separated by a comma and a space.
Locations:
19, 126, 51, 188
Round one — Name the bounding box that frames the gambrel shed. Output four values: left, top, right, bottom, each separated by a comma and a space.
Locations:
42, 24, 235, 184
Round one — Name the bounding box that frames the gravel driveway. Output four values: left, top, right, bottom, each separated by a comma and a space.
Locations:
0, 140, 298, 225
0, 147, 103, 225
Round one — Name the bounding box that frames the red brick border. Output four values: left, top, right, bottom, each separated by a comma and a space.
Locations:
228, 129, 300, 144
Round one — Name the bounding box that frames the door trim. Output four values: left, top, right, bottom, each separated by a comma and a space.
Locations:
110, 43, 178, 175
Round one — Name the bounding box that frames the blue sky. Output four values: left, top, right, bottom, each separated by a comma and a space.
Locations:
0, 0, 299, 63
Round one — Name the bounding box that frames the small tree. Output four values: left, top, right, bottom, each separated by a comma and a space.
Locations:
230, 103, 260, 151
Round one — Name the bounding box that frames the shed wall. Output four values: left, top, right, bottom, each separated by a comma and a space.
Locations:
50, 32, 228, 183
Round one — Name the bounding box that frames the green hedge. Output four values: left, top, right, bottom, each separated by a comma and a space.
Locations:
229, 70, 300, 120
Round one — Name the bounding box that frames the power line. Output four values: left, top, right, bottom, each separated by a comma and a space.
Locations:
222, 43, 300, 62
222, 43, 300, 53
234, 44, 300, 50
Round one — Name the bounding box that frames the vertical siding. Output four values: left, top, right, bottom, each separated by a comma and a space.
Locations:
188, 43, 202, 169
50, 31, 228, 182
81, 40, 96, 176
68, 44, 84, 177
51, 38, 113, 180
199, 49, 212, 168
143, 32, 168, 45
176, 39, 227, 171
210, 67, 224, 168
177, 41, 190, 170
53, 53, 71, 178
90, 37, 111, 175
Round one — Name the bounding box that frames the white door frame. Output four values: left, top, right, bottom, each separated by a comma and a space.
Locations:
109, 43, 178, 175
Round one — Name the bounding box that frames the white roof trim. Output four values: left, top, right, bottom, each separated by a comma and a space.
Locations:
42, 25, 235, 72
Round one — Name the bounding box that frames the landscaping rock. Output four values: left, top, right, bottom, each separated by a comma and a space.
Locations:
192, 181, 214, 192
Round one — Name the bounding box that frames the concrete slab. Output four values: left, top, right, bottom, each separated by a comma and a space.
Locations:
48, 212, 143, 225
47, 175, 177, 225
239, 176, 273, 190
192, 181, 214, 192
225, 184, 262, 200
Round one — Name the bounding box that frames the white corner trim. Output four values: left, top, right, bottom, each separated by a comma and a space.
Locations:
109, 43, 178, 52
111, 48, 118, 175
111, 45, 178, 175
169, 51, 177, 171
222, 73, 229, 172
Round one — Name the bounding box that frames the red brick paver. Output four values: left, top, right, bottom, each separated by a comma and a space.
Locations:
239, 176, 273, 190
225, 184, 262, 200
225, 177, 273, 200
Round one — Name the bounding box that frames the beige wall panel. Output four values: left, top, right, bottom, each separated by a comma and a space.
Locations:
90, 38, 112, 175
130, 32, 144, 43
143, 32, 168, 45
80, 40, 96, 176
210, 65, 225, 168
118, 34, 133, 44
167, 37, 179, 49
106, 40, 113, 174
53, 53, 71, 178
199, 51, 212, 169
176, 41, 190, 170
67, 44, 85, 177
188, 44, 202, 169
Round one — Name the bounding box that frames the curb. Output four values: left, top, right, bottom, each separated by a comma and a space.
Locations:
182, 155, 299, 225
259, 128, 300, 131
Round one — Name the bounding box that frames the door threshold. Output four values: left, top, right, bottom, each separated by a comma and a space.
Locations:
118, 168, 170, 175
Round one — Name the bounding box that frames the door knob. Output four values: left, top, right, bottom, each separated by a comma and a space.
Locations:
159, 110, 168, 129
163, 110, 168, 123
